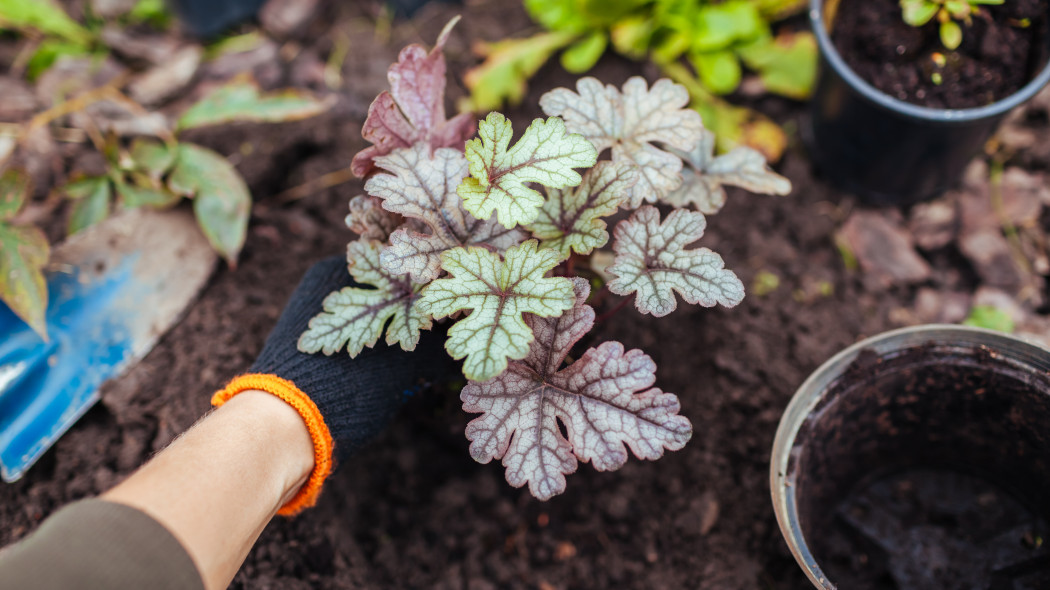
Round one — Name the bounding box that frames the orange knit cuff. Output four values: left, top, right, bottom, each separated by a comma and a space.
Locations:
212, 374, 334, 516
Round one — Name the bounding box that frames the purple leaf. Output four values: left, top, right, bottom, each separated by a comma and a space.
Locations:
461, 278, 692, 500
351, 17, 476, 178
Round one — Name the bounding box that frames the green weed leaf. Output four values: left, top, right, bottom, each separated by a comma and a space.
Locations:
64, 176, 112, 234
177, 78, 330, 131
608, 207, 744, 316
940, 20, 963, 50
0, 0, 90, 44
419, 240, 575, 381
298, 239, 431, 356
129, 139, 177, 180
168, 143, 250, 265
0, 168, 29, 220
528, 161, 637, 256
0, 170, 49, 339
736, 31, 818, 100
963, 305, 1015, 333
901, 0, 940, 26
459, 113, 597, 229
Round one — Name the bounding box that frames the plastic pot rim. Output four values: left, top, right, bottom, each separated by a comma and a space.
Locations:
809, 0, 1050, 123
769, 324, 1050, 590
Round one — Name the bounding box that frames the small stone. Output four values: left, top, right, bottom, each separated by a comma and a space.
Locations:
554, 541, 577, 561
1000, 167, 1047, 225
101, 26, 181, 65
838, 210, 931, 287
958, 229, 1024, 292
91, 0, 136, 18
913, 287, 971, 324
259, 0, 319, 37
0, 76, 39, 121
128, 45, 203, 106
909, 198, 957, 251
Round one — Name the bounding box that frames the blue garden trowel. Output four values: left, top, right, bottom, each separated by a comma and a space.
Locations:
0, 207, 216, 482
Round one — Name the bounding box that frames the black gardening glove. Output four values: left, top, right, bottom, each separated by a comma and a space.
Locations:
213, 256, 454, 514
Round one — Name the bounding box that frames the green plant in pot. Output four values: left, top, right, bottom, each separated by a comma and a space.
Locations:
900, 0, 1005, 50
807, 0, 1050, 205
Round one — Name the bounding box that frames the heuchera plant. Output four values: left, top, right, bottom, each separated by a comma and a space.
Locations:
299, 18, 791, 500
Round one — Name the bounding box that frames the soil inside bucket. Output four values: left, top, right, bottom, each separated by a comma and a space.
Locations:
794, 344, 1050, 589
829, 0, 1049, 109
822, 468, 1050, 589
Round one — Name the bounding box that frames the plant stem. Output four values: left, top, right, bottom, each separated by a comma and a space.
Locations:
276, 165, 357, 202
594, 295, 633, 325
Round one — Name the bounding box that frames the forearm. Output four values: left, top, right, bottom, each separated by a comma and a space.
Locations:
103, 390, 314, 590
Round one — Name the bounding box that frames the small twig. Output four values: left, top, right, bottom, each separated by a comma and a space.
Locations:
325, 32, 351, 90
26, 77, 125, 135
277, 165, 357, 202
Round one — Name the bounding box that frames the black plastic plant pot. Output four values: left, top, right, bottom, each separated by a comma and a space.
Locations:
806, 0, 1050, 206
168, 0, 266, 37
771, 325, 1050, 589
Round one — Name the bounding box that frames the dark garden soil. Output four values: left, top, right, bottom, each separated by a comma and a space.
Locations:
831, 0, 1049, 109
1, 2, 1049, 589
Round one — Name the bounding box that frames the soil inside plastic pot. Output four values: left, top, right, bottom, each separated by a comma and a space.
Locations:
829, 0, 1050, 109
793, 345, 1050, 589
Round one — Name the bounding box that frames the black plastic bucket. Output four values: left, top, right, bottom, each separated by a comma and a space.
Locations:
806, 0, 1050, 206
772, 325, 1050, 589
169, 0, 266, 37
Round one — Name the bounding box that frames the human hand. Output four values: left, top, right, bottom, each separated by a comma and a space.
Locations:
212, 255, 453, 513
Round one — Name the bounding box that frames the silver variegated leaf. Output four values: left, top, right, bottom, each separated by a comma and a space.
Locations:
298, 239, 431, 356
528, 161, 638, 257
607, 206, 744, 317
418, 240, 575, 381
539, 76, 704, 206
366, 144, 525, 283
663, 129, 791, 214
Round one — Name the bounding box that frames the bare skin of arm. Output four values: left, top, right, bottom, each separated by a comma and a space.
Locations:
103, 391, 314, 590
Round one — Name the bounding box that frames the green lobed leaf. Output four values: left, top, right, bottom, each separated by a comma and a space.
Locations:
458, 113, 598, 229
0, 0, 91, 44
607, 206, 744, 316
64, 176, 112, 234
418, 240, 575, 381
176, 79, 330, 131
528, 161, 638, 257
298, 239, 431, 356
0, 222, 49, 339
168, 143, 250, 264
610, 14, 655, 59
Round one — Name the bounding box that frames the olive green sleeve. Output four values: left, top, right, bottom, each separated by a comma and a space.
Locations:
0, 498, 204, 590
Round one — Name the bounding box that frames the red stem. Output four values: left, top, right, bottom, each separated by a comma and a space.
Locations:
594, 295, 633, 325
